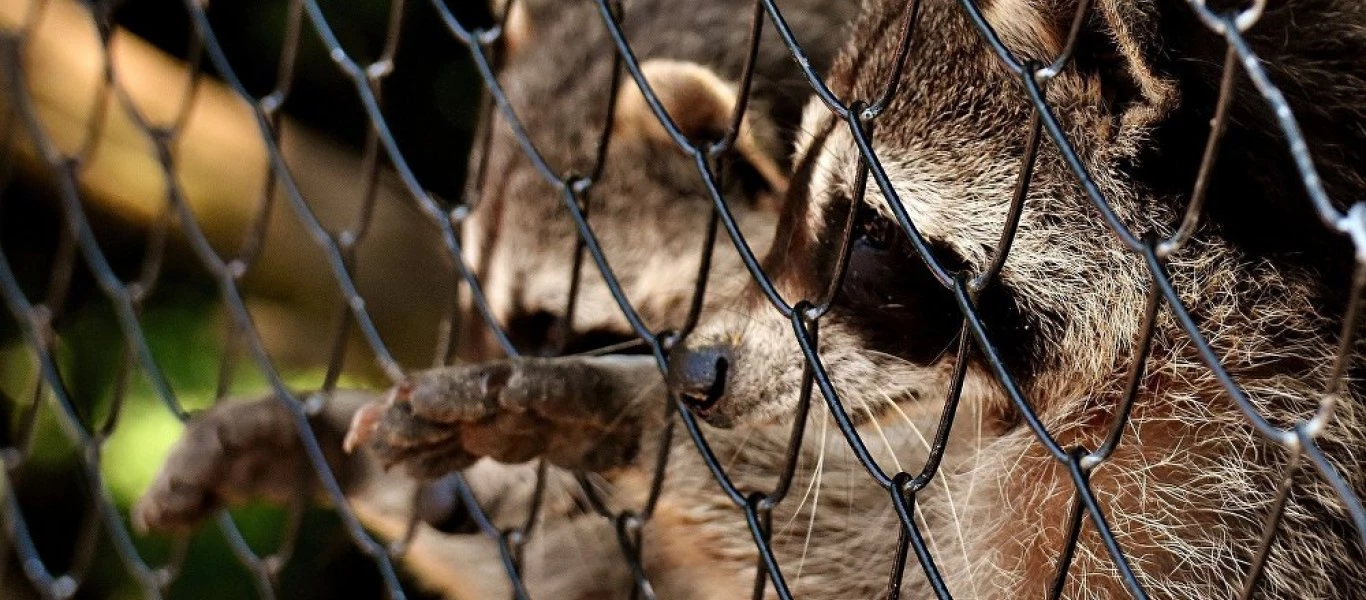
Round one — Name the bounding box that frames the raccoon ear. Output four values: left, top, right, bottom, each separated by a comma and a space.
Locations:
1089, 0, 1178, 125
491, 0, 533, 56
987, 0, 1177, 127
614, 59, 790, 197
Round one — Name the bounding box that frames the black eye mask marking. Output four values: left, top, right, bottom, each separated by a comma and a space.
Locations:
832, 206, 963, 366
854, 206, 897, 252
830, 205, 1042, 378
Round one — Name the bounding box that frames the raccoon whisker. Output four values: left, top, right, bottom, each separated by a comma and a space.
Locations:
722, 426, 758, 473
807, 156, 845, 184
965, 388, 985, 598
872, 388, 949, 575
573, 337, 649, 356
842, 430, 855, 536
739, 307, 760, 343
863, 348, 925, 370
882, 394, 974, 594
549, 475, 596, 566
713, 305, 758, 324
927, 333, 963, 368
577, 471, 614, 513
860, 402, 904, 474
788, 122, 823, 141
777, 412, 827, 538
702, 306, 762, 347
794, 410, 829, 592
866, 339, 959, 379
603, 380, 665, 432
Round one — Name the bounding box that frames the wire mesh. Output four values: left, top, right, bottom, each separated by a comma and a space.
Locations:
1, 0, 1364, 599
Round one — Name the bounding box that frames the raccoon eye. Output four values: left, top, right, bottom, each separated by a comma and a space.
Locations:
854, 208, 896, 252
723, 153, 778, 205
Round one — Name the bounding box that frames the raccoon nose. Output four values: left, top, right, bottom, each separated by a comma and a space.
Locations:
668, 344, 732, 412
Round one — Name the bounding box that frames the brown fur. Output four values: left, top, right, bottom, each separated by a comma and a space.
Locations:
136, 0, 855, 598
459, 0, 851, 359
141, 0, 1366, 598
675, 0, 1366, 597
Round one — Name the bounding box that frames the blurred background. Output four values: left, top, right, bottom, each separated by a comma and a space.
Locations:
0, 0, 496, 597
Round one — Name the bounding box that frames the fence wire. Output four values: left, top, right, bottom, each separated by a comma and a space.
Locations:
1, 0, 1365, 599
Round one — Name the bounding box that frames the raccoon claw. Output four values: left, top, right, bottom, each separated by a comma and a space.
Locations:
135, 391, 367, 533
134, 471, 216, 534
343, 400, 387, 454
351, 357, 656, 478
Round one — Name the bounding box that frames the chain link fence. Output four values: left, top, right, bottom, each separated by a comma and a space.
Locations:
2, 0, 1365, 599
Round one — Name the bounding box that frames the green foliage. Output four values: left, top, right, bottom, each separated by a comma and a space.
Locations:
1, 283, 383, 600
2, 1, 489, 597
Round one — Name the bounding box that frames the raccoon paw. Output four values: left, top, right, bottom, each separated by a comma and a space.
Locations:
133, 391, 361, 533
347, 357, 655, 478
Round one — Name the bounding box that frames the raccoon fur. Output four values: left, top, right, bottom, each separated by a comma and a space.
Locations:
662, 0, 1366, 597
140, 0, 1366, 597
134, 0, 854, 598
350, 0, 1366, 598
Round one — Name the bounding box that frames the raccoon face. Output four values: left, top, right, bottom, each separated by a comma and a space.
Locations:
458, 1, 795, 360
670, 0, 1209, 429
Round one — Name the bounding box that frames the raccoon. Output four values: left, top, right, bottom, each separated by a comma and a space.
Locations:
665, 0, 1366, 597
343, 0, 1366, 598
134, 0, 854, 598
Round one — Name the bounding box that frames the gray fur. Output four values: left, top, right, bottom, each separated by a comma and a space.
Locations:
137, 0, 856, 598
681, 0, 1366, 597
140, 0, 1366, 598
